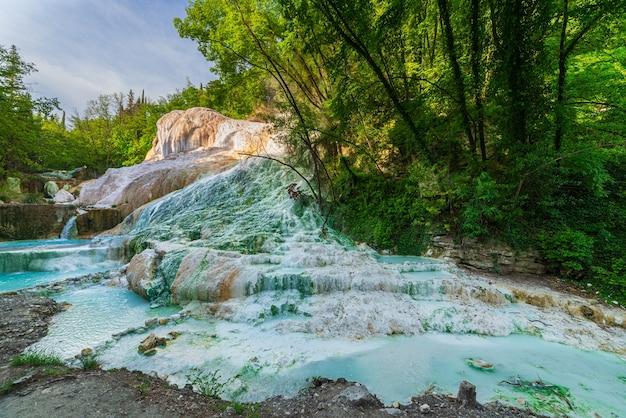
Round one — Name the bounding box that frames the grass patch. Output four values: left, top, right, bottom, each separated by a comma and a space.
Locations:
11, 351, 64, 367
136, 378, 152, 395
186, 368, 232, 398
222, 402, 260, 418
0, 380, 15, 395
79, 355, 99, 370
42, 366, 69, 377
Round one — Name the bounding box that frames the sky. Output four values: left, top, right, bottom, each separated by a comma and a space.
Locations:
0, 0, 214, 114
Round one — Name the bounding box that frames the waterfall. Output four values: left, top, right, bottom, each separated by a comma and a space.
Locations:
60, 216, 78, 239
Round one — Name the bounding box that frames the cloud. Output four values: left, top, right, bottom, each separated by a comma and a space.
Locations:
0, 0, 214, 112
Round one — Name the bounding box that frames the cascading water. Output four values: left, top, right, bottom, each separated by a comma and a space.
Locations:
0, 238, 123, 292
60, 215, 78, 239
28, 157, 626, 417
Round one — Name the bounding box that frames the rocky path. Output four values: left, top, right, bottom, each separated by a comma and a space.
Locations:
0, 292, 542, 418
0, 293, 60, 364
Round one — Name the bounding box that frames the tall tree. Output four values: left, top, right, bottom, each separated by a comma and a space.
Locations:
470, 0, 487, 161
438, 0, 476, 155
554, 0, 622, 151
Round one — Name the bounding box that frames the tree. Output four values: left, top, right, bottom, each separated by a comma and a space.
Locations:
554, 0, 624, 151
0, 45, 39, 175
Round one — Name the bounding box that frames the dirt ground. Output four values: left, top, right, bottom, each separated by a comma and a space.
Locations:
0, 293, 60, 364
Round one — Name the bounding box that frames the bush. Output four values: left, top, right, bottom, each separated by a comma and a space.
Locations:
538, 228, 594, 279
21, 192, 44, 204
592, 258, 626, 305
331, 164, 444, 254
461, 172, 506, 239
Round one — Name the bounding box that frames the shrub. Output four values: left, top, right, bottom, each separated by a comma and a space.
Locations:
0, 380, 15, 395
539, 228, 594, 279
21, 192, 44, 204
461, 172, 506, 239
331, 165, 444, 254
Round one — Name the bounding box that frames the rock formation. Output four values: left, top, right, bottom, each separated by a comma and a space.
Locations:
78, 108, 278, 218
145, 107, 276, 160
53, 189, 75, 204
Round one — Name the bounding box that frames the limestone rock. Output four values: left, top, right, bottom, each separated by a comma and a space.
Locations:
419, 403, 431, 414
53, 189, 75, 204
427, 236, 546, 275
466, 358, 494, 371
44, 181, 59, 198
146, 107, 274, 161
138, 333, 167, 354
78, 108, 280, 217
167, 331, 181, 340
127, 249, 161, 299
333, 385, 382, 409
75, 208, 122, 236
456, 381, 477, 408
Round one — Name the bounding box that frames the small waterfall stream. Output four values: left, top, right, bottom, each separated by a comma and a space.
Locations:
60, 216, 78, 239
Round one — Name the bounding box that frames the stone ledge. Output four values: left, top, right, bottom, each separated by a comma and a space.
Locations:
426, 235, 546, 275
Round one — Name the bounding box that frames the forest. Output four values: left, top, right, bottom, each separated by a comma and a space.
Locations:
1, 0, 625, 304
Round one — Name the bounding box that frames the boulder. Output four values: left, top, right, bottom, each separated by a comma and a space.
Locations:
44, 181, 59, 198
53, 189, 75, 204
138, 333, 167, 354
456, 381, 477, 408
127, 249, 161, 299
333, 385, 382, 409
75, 208, 122, 236
465, 358, 494, 372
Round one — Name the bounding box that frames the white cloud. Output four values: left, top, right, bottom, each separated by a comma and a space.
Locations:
0, 0, 214, 112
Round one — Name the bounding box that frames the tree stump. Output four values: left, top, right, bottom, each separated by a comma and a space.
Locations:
457, 380, 477, 408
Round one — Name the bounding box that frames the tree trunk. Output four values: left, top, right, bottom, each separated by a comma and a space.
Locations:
438, 0, 476, 154
315, 0, 433, 163
504, 0, 527, 144
470, 0, 487, 161
555, 0, 569, 152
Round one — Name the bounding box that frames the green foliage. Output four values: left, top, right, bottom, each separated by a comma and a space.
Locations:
186, 367, 232, 398
79, 355, 99, 370
331, 162, 445, 254
460, 173, 507, 239
499, 377, 578, 416
538, 228, 594, 278
10, 351, 64, 367
21, 192, 44, 204
0, 380, 15, 395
